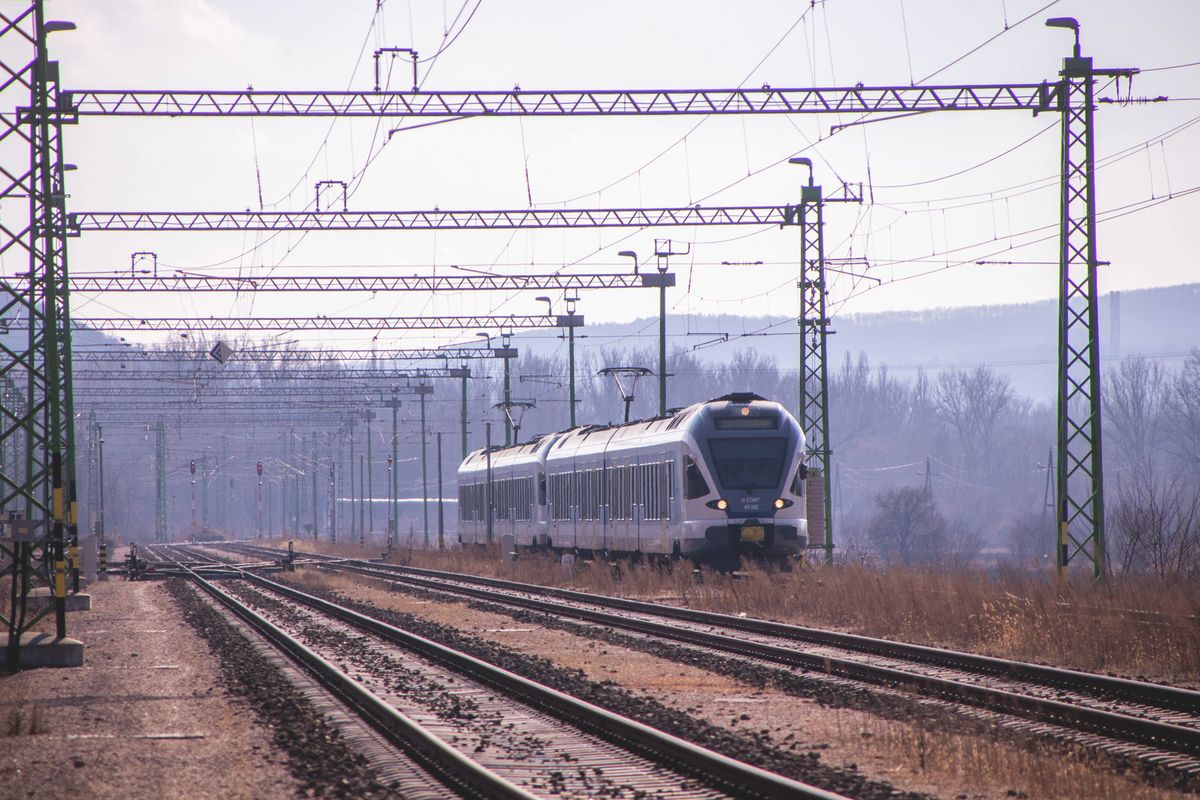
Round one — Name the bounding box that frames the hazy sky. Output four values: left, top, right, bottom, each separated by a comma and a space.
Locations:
26, 0, 1200, 355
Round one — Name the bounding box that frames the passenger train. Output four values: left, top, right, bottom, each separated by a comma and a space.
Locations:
457, 393, 808, 566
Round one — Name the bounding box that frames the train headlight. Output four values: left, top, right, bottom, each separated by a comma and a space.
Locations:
706, 499, 729, 511
775, 498, 794, 509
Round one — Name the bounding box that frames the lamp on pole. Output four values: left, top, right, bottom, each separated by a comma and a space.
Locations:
619, 249, 638, 276
563, 296, 582, 427
386, 454, 393, 549
1046, 16, 1081, 57
501, 333, 513, 445
481, 331, 518, 446
385, 388, 402, 546
97, 427, 106, 577
540, 294, 585, 428
256, 461, 263, 538
190, 458, 197, 528
647, 242, 685, 416
460, 361, 469, 459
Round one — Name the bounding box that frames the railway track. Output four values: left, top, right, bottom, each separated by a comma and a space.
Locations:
155, 546, 849, 799
204, 541, 1200, 782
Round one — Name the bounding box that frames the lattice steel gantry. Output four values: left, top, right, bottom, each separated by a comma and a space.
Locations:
1050, 22, 1134, 582
0, 3, 78, 666
0, 5, 1130, 585
784, 167, 862, 565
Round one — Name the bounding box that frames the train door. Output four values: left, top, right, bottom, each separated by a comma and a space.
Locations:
535, 468, 548, 547
655, 454, 671, 554
569, 460, 580, 550
630, 450, 642, 554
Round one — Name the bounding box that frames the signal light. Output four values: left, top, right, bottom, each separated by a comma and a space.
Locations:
189, 459, 196, 475
256, 461, 263, 476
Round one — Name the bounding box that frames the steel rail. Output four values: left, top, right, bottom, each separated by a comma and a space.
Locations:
324, 561, 1200, 758
237, 569, 848, 800
205, 545, 1200, 759
332, 558, 1200, 715
62, 83, 1055, 118
181, 565, 539, 800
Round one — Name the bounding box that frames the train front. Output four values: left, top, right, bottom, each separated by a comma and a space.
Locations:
680, 394, 808, 567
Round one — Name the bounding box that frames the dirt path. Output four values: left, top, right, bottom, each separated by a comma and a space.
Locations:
0, 580, 297, 800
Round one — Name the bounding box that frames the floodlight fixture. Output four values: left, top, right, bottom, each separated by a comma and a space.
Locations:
618, 250, 639, 276
1046, 17, 1081, 57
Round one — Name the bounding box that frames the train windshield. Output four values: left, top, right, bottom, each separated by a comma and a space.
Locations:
707, 438, 788, 490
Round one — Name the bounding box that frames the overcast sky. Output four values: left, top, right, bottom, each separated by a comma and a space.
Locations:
27, 0, 1200, 355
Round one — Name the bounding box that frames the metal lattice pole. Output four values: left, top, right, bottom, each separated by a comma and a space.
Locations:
0, 4, 78, 656
797, 183, 834, 564
1054, 46, 1120, 583
418, 384, 431, 547
85, 411, 99, 533
154, 418, 167, 543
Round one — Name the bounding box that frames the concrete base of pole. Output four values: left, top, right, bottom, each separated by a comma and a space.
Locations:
81, 535, 98, 582
27, 586, 92, 612
0, 632, 85, 669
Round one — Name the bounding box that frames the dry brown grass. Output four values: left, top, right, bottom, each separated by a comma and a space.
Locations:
291, 566, 1194, 800
4, 706, 48, 736
277, 537, 1200, 685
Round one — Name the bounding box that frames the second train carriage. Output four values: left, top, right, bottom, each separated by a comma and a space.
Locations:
457, 393, 808, 564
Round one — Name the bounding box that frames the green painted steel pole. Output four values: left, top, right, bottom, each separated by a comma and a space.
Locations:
568, 324, 577, 427
460, 368, 468, 459
420, 385, 430, 548
658, 280, 667, 416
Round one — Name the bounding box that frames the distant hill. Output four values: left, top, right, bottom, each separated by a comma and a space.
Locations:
520, 283, 1200, 400
4, 283, 1196, 403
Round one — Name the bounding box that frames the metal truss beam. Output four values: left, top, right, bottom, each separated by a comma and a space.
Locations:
69, 207, 782, 233
61, 272, 674, 292
61, 83, 1056, 118
72, 367, 471, 382
57, 315, 575, 332
76, 385, 436, 398
72, 347, 495, 362
77, 400, 380, 411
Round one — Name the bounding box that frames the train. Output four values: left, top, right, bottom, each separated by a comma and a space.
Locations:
457, 393, 808, 567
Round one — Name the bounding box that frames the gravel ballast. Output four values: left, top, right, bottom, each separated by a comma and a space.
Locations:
165, 580, 398, 799
283, 577, 931, 800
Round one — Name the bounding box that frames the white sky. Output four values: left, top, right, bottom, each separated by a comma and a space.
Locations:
30, 0, 1200, 354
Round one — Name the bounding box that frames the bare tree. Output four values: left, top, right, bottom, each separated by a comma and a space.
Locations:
867, 486, 948, 566
1109, 471, 1200, 580
1165, 350, 1200, 479
1103, 355, 1168, 478
934, 365, 1014, 470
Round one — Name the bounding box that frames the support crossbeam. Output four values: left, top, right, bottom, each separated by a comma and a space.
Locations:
60, 83, 1057, 118
58, 272, 673, 292
72, 347, 494, 362
69, 207, 783, 233
52, 314, 574, 332
71, 367, 471, 382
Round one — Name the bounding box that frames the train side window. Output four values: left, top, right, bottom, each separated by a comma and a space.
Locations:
790, 463, 809, 495
538, 475, 546, 505
685, 456, 710, 499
